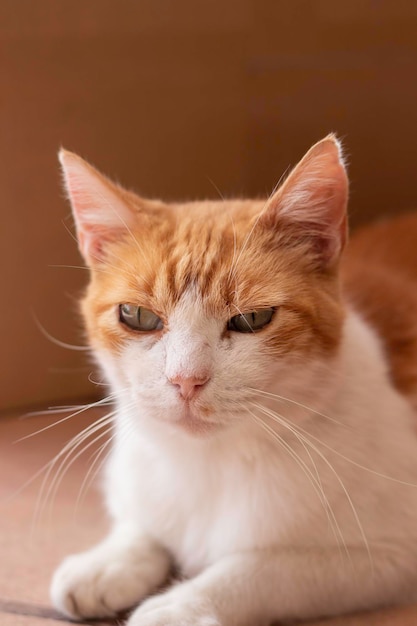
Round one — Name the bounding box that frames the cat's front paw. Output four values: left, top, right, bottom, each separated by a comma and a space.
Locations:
127, 583, 220, 626
51, 542, 169, 620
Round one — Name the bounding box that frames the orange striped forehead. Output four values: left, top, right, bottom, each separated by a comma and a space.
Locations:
86, 199, 302, 312
83, 197, 344, 358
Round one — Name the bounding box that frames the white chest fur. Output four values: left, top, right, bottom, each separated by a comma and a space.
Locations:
104, 310, 417, 577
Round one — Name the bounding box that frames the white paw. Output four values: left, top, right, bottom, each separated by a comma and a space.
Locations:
127, 583, 220, 626
51, 542, 169, 620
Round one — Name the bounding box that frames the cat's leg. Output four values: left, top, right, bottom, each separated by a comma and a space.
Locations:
126, 545, 414, 626
50, 524, 171, 620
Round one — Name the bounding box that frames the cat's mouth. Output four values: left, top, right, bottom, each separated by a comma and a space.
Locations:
174, 402, 219, 435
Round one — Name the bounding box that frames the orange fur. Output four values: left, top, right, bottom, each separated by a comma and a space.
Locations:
81, 195, 343, 362
68, 137, 346, 366
342, 212, 417, 407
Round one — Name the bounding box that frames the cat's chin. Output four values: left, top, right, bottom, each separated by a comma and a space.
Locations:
172, 404, 220, 436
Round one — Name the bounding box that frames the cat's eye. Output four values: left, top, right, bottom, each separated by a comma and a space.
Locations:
119, 304, 163, 331
227, 308, 275, 333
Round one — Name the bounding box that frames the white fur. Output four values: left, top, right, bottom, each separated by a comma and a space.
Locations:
51, 294, 417, 625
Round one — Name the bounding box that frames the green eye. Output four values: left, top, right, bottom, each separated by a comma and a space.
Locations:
227, 308, 275, 333
119, 304, 163, 331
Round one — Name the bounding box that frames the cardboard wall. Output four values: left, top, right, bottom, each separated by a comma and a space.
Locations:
2, 1, 417, 412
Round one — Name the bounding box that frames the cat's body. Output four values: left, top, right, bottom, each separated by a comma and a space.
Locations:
342, 212, 417, 409
51, 138, 417, 625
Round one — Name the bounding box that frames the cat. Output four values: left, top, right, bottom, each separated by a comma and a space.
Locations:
51, 135, 417, 625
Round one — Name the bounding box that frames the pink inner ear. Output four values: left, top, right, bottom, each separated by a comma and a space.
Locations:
59, 149, 134, 265
262, 136, 349, 265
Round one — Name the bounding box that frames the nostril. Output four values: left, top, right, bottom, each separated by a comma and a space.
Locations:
169, 375, 210, 400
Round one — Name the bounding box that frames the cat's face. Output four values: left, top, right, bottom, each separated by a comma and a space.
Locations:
61, 136, 348, 435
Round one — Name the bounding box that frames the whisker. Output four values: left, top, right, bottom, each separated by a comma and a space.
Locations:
206, 176, 225, 200
87, 372, 112, 387
75, 438, 112, 509
5, 394, 125, 527
247, 405, 348, 559
61, 217, 83, 247
248, 387, 348, 427
45, 423, 115, 524
74, 417, 134, 513
231, 303, 254, 333
248, 409, 322, 500
22, 406, 87, 419
32, 412, 117, 531
16, 392, 122, 442
49, 263, 114, 276
31, 311, 89, 352
9, 405, 119, 500
21, 398, 116, 420
286, 413, 417, 489
253, 401, 372, 568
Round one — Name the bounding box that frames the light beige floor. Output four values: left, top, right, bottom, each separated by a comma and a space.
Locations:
0, 407, 111, 624
1, 407, 417, 625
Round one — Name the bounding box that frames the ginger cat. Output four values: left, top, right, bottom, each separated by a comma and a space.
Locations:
51, 136, 417, 625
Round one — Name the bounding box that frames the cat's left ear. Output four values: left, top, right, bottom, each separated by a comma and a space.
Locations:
59, 150, 137, 266
261, 134, 348, 267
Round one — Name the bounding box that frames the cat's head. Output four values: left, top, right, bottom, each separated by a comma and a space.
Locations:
60, 136, 348, 436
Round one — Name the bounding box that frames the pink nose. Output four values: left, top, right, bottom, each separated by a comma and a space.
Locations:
169, 374, 210, 400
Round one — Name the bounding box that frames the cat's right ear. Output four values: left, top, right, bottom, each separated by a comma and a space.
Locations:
59, 150, 135, 266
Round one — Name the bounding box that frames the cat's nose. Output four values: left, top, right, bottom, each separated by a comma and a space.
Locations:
169, 374, 210, 400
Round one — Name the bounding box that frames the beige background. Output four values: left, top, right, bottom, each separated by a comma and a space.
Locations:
1, 1, 417, 412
